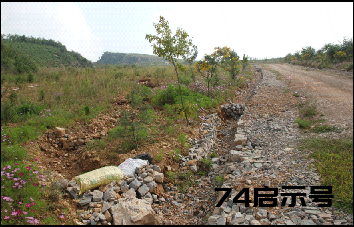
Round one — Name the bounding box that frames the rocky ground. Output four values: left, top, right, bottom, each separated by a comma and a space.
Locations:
35, 63, 353, 225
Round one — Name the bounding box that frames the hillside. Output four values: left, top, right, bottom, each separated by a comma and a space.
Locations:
96, 51, 180, 66
1, 34, 92, 74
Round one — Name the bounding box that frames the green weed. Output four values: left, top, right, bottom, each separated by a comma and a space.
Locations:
155, 149, 164, 163
215, 175, 224, 187
170, 148, 182, 162
295, 118, 312, 129
312, 125, 341, 133
210, 152, 217, 158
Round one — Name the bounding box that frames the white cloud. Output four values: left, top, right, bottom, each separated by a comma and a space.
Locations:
55, 2, 102, 61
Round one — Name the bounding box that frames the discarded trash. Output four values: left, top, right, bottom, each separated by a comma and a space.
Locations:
118, 158, 148, 177
74, 166, 124, 195
133, 153, 153, 164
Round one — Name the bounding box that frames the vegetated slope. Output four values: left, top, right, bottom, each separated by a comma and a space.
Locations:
96, 51, 178, 66
1, 34, 92, 74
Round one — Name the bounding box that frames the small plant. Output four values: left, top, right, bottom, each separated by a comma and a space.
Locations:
155, 149, 164, 162
295, 118, 312, 129
114, 72, 124, 79
27, 73, 34, 83
176, 171, 195, 193
139, 105, 155, 124
177, 133, 187, 147
210, 152, 217, 158
38, 89, 45, 102
215, 175, 224, 187
166, 171, 176, 183
108, 109, 149, 153
166, 126, 176, 135
300, 104, 317, 118
199, 158, 213, 172
83, 105, 90, 115
198, 171, 206, 176
9, 92, 18, 104
170, 148, 181, 162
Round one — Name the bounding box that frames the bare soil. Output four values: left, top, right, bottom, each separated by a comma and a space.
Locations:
265, 64, 353, 133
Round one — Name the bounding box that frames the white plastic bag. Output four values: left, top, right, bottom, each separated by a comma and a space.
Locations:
74, 166, 124, 195
118, 158, 148, 177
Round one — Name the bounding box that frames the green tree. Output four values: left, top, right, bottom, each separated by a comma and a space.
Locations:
215, 46, 241, 80
301, 46, 316, 61
146, 16, 198, 125
242, 54, 249, 69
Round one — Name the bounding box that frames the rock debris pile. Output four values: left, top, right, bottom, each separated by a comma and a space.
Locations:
53, 162, 166, 225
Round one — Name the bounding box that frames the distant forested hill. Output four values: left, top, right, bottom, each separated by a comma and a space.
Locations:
1, 34, 92, 74
96, 51, 171, 66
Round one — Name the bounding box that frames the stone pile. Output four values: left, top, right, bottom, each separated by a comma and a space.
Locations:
54, 163, 165, 225
180, 113, 221, 173
221, 103, 245, 121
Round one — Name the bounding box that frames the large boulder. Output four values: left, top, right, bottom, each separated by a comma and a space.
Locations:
110, 198, 162, 225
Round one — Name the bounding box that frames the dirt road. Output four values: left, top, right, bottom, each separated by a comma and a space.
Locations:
264, 63, 353, 134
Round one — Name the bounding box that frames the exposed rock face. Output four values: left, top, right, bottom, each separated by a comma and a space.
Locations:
110, 198, 162, 225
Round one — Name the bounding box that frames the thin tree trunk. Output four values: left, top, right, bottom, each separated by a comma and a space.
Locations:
172, 60, 189, 125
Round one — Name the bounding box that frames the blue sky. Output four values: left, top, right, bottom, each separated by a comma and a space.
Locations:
1, 2, 353, 62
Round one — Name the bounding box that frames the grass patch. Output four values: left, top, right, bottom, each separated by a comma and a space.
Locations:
312, 125, 341, 133
298, 137, 353, 213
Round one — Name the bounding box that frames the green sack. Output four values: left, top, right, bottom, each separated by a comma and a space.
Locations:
74, 166, 124, 195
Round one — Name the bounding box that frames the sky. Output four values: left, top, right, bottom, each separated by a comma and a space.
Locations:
1, 2, 353, 62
